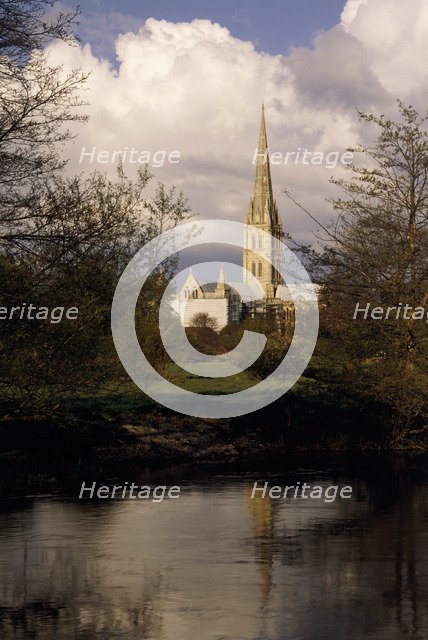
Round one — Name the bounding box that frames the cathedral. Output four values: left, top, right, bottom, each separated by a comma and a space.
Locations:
175, 106, 294, 329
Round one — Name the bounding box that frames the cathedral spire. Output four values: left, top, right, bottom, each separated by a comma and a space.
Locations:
258, 102, 268, 156
243, 105, 284, 298
251, 104, 274, 223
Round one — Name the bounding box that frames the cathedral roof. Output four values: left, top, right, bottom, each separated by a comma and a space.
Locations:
200, 282, 231, 293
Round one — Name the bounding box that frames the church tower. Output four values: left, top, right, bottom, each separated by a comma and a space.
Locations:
243, 105, 284, 299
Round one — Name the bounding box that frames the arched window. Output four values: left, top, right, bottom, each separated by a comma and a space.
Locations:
251, 262, 256, 276
258, 262, 262, 278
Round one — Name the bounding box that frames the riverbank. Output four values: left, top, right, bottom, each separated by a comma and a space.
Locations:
1, 384, 427, 471
1, 370, 427, 493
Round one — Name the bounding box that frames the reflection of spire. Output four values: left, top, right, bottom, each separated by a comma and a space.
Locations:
245, 485, 274, 610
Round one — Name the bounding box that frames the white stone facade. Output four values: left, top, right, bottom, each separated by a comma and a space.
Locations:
183, 298, 229, 329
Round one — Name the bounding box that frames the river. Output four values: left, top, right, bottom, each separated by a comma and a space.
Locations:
0, 456, 427, 639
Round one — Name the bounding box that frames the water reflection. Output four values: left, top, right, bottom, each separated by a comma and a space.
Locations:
0, 461, 427, 640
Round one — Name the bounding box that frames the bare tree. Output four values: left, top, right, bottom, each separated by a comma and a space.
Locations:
0, 3, 197, 417
324, 101, 427, 304
284, 101, 428, 440
0, 0, 88, 243
0, 167, 193, 414
190, 312, 220, 332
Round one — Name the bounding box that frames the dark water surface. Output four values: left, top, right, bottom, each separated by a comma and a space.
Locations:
0, 456, 427, 640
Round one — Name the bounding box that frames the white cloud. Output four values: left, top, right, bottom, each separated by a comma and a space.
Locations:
341, 0, 428, 96
46, 1, 428, 247
341, 0, 369, 29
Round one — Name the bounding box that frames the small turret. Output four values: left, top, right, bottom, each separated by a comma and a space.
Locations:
215, 263, 226, 296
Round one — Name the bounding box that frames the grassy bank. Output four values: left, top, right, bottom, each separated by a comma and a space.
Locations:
1, 365, 427, 474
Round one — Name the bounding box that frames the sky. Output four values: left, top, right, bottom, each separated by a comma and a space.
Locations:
48, 0, 428, 256
75, 0, 347, 58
